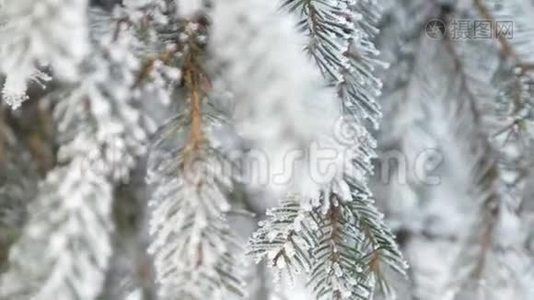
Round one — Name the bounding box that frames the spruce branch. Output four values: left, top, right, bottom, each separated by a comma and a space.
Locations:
283, 0, 384, 128
251, 178, 406, 299
437, 9, 533, 295
0, 8, 153, 299
248, 1, 406, 298
469, 0, 534, 211
0, 105, 38, 274
146, 14, 246, 299
440, 24, 502, 286
474, 0, 534, 146
0, 0, 89, 109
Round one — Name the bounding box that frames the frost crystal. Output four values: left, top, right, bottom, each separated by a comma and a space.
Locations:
1, 75, 28, 110
0, 7, 152, 299
0, 0, 89, 108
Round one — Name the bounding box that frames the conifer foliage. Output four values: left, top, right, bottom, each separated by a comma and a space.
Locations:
249, 1, 406, 299
1, 0, 533, 299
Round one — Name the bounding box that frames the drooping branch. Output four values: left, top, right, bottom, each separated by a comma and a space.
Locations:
146, 13, 246, 299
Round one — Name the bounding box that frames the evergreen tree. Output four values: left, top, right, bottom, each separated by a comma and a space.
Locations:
0, 0, 533, 300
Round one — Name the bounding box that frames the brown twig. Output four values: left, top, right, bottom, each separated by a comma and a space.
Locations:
473, 0, 517, 60
0, 105, 5, 162
133, 46, 178, 88
184, 64, 204, 155
179, 20, 208, 268
327, 197, 342, 300
180, 25, 207, 168
473, 0, 534, 113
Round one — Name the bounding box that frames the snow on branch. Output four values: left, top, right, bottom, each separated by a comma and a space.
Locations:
146, 14, 246, 299
249, 1, 406, 299
0, 0, 89, 109
147, 119, 246, 299
0, 8, 152, 299
210, 0, 341, 198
